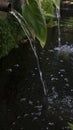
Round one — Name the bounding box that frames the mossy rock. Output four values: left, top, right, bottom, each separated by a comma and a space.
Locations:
0, 17, 24, 58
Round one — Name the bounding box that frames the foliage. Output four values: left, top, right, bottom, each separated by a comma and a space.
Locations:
8, 17, 24, 42
41, 0, 55, 18
40, 0, 60, 26
53, 0, 60, 10
21, 0, 47, 48
0, 18, 23, 58
0, 0, 60, 58
68, 123, 73, 130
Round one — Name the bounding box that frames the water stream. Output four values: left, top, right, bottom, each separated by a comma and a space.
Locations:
55, 9, 73, 58
56, 8, 61, 47
10, 10, 47, 96
30, 41, 47, 96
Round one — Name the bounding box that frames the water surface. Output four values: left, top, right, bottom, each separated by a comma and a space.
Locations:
0, 16, 73, 130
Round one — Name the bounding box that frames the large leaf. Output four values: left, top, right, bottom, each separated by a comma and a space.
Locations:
53, 0, 60, 10
41, 0, 55, 18
68, 123, 73, 130
21, 0, 47, 47
41, 0, 57, 27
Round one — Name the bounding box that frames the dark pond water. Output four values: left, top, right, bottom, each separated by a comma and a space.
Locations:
0, 16, 73, 130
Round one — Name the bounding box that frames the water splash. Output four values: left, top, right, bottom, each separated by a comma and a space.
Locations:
10, 10, 47, 96
55, 9, 73, 61
55, 44, 73, 55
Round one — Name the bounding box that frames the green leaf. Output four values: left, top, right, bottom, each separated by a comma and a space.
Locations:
22, 0, 47, 47
41, 0, 58, 26
53, 0, 60, 10
68, 123, 73, 130
41, 0, 55, 18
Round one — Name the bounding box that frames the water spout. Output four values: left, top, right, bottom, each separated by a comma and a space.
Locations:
56, 8, 61, 47
0, 2, 11, 12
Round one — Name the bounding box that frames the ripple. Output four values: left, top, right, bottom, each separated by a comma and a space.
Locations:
28, 100, 33, 105
48, 122, 55, 126
17, 115, 21, 119
48, 50, 54, 53
20, 98, 26, 102
46, 57, 49, 61
24, 113, 29, 117
34, 105, 43, 111
59, 116, 63, 121
60, 74, 64, 77
62, 126, 70, 130
12, 122, 16, 125
65, 83, 70, 87
32, 116, 38, 121
71, 89, 73, 92
60, 69, 65, 72
60, 60, 64, 63
6, 68, 12, 73
20, 128, 24, 130
61, 96, 73, 108
14, 64, 20, 67
35, 112, 41, 116
64, 78, 69, 82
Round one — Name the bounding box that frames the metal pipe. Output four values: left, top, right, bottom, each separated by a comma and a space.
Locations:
0, 2, 11, 12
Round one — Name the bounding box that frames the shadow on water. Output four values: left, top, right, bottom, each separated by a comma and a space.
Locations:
0, 16, 73, 130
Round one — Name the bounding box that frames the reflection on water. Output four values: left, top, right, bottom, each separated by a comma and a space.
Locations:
0, 16, 73, 130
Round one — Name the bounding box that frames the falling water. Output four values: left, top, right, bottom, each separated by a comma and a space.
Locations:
30, 41, 47, 96
55, 9, 73, 57
56, 8, 61, 47
10, 10, 47, 96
